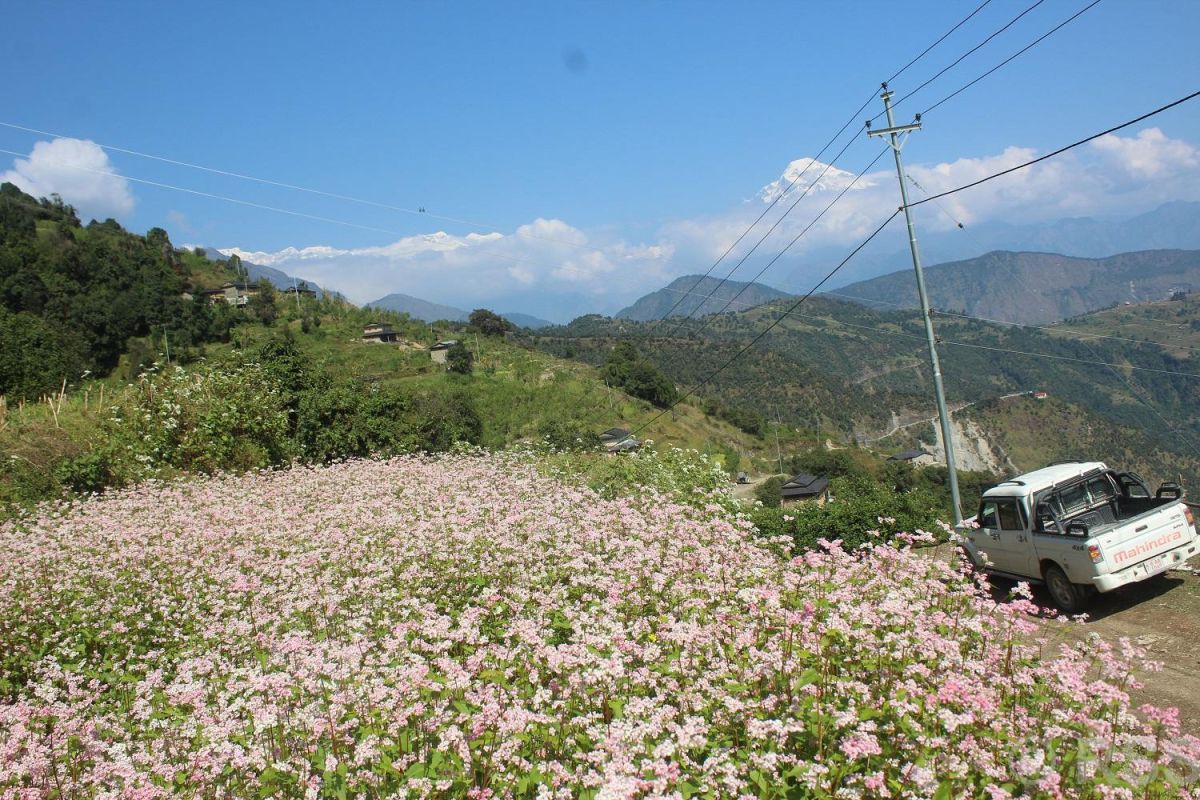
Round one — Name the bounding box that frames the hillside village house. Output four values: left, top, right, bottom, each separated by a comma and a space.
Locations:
780, 473, 830, 506
429, 340, 459, 363
200, 282, 260, 306
283, 285, 317, 302
361, 322, 399, 344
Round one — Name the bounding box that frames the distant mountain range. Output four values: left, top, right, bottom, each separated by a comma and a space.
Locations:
196, 248, 329, 297
819, 200, 1200, 288
366, 292, 552, 329
501, 312, 555, 330
615, 275, 792, 321
832, 249, 1200, 325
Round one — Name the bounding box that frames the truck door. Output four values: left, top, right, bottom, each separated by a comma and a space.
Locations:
975, 497, 1035, 577
1030, 500, 1091, 584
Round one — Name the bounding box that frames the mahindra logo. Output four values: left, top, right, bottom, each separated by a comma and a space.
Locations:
1112, 529, 1183, 565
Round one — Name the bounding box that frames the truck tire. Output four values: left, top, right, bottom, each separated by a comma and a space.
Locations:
1043, 563, 1089, 613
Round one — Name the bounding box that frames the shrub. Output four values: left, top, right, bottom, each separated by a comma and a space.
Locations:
536, 420, 602, 451
754, 474, 785, 506
749, 476, 947, 553
446, 341, 474, 374
100, 363, 294, 481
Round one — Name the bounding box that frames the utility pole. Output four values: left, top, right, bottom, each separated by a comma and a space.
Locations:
867, 83, 963, 525
773, 406, 784, 475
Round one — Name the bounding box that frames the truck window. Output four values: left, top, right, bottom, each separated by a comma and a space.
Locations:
980, 498, 1023, 531
1086, 476, 1114, 503
979, 501, 998, 529
996, 499, 1024, 530
1036, 503, 1058, 533
1059, 484, 1089, 516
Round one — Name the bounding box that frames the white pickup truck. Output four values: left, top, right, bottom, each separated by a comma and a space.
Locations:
961, 461, 1199, 611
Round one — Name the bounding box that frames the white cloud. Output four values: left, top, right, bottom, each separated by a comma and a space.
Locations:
1090, 127, 1199, 181
219, 128, 1200, 321
1, 138, 134, 220
220, 219, 676, 320
673, 128, 1200, 260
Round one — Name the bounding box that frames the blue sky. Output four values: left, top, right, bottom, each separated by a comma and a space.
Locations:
3, 0, 1199, 320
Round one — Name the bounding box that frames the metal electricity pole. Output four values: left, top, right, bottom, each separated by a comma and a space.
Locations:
867, 84, 963, 525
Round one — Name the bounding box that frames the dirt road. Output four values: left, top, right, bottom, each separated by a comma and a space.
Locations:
924, 544, 1200, 733
1035, 567, 1200, 732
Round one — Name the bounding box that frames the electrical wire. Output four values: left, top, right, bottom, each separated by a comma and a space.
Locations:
899, 168, 1200, 458
629, 88, 1200, 436
823, 290, 1200, 356
871, 0, 1052, 123
921, 0, 1104, 117
663, 146, 891, 342
885, 0, 996, 84
630, 210, 902, 436
0, 121, 598, 253
908, 90, 1200, 209
0, 146, 556, 296
0, 147, 409, 238
650, 0, 1010, 335
644, 89, 879, 335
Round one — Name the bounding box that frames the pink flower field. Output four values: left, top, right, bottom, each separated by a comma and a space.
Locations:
1, 453, 1197, 799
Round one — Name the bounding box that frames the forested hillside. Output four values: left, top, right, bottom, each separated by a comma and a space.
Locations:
529, 294, 1200, 485
0, 183, 241, 399
616, 274, 792, 321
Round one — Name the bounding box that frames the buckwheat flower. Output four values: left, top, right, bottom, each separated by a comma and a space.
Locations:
839, 732, 882, 760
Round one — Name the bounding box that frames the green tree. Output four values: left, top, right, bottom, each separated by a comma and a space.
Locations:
253, 279, 278, 326
446, 342, 474, 374
754, 475, 784, 507
468, 308, 513, 337
602, 342, 677, 408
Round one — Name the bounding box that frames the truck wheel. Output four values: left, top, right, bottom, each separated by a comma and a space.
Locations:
1044, 563, 1089, 613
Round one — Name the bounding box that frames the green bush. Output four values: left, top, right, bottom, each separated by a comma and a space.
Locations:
446, 342, 474, 374
754, 475, 784, 507
100, 363, 294, 482
749, 476, 949, 553
55, 452, 112, 494
545, 446, 734, 510
536, 420, 601, 452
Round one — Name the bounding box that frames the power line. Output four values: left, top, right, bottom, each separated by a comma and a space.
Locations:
886, 0, 996, 84
908, 89, 1200, 209
921, 0, 1104, 117
645, 89, 879, 334
871, 0, 1052, 123
0, 146, 556, 294
896, 173, 1198, 345
749, 302, 1200, 378
653, 0, 1009, 335
0, 120, 596, 253
715, 278, 1200, 372
665, 146, 890, 340
0, 147, 410, 238
630, 86, 1200, 435
896, 169, 1200, 458
631, 210, 902, 436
